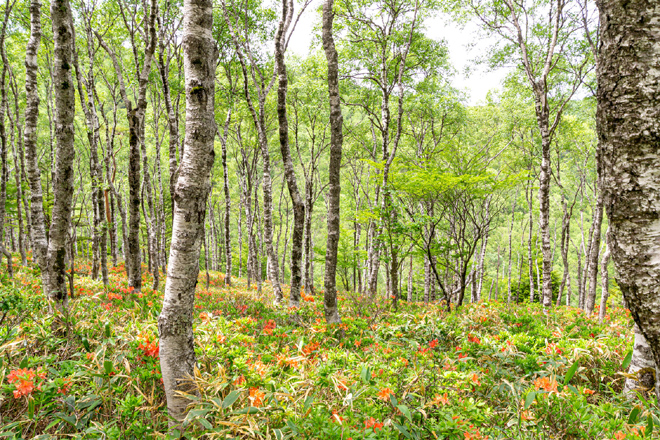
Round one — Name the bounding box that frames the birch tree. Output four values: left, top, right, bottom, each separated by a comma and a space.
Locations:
46, 0, 76, 306
322, 0, 342, 324
597, 0, 660, 398
158, 0, 217, 422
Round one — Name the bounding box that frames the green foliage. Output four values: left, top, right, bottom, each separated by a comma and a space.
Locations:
0, 258, 651, 439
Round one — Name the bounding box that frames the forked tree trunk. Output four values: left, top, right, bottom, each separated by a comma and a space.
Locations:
597, 0, 660, 398
158, 0, 217, 423
322, 0, 342, 324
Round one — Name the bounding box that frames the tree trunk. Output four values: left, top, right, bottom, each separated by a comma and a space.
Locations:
527, 182, 535, 303
7, 86, 26, 266
27, 35, 49, 262
158, 0, 216, 423
275, 0, 305, 306
303, 180, 314, 294
585, 159, 605, 315
537, 130, 553, 308
407, 254, 413, 302
507, 196, 516, 303
46, 0, 77, 304
0, 0, 12, 277
597, 0, 660, 399
598, 230, 610, 324
322, 0, 342, 324
220, 111, 232, 286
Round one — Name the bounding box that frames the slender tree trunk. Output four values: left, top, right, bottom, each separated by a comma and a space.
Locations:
7, 93, 26, 265
303, 180, 314, 294
46, 0, 76, 305
158, 38, 179, 209
275, 0, 305, 306
476, 229, 488, 301
507, 196, 516, 303
585, 163, 605, 315
220, 111, 232, 286
238, 193, 243, 279
527, 182, 535, 302
407, 254, 413, 302
322, 0, 342, 323
158, 0, 216, 422
538, 131, 553, 308
0, 0, 12, 277
424, 256, 430, 303
598, 230, 610, 324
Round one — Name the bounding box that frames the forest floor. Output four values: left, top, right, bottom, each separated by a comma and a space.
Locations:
0, 255, 655, 439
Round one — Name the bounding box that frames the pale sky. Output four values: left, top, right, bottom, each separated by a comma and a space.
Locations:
287, 3, 512, 106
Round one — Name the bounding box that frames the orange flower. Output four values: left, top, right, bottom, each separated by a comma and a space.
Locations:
471, 373, 481, 386
364, 417, 384, 432
534, 376, 558, 393
613, 431, 626, 440
199, 312, 210, 322
431, 392, 449, 406
377, 387, 394, 401
631, 426, 645, 437
583, 388, 595, 395
138, 337, 159, 358
249, 387, 265, 407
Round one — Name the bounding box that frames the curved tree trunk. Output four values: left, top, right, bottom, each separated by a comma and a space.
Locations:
158, 0, 216, 423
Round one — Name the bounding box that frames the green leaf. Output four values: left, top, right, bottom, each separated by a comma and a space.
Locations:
285, 420, 300, 434
647, 414, 654, 436
622, 350, 633, 370
231, 406, 261, 415
81, 337, 90, 352
398, 404, 412, 422
390, 394, 398, 407
28, 398, 35, 419
19, 358, 28, 369
564, 360, 580, 385
104, 323, 111, 338
303, 395, 314, 411
524, 391, 536, 409
103, 360, 113, 375
392, 421, 413, 439
360, 366, 371, 384
567, 384, 579, 395
222, 390, 241, 409
628, 407, 640, 424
